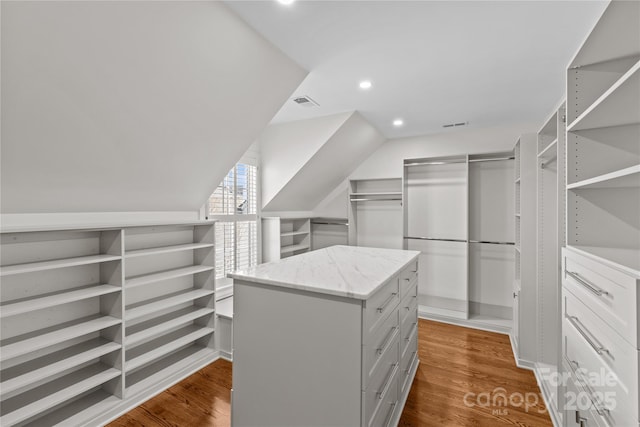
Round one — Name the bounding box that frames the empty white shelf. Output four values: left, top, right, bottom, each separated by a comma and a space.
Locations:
126, 306, 214, 347
0, 315, 121, 362
0, 338, 121, 399
216, 296, 233, 320
125, 265, 214, 289
0, 284, 120, 318
0, 363, 120, 427
568, 60, 640, 131
125, 288, 214, 321
280, 243, 310, 254
125, 345, 215, 397
280, 230, 309, 237
33, 390, 121, 427
125, 325, 214, 372
537, 139, 558, 160
567, 165, 640, 189
125, 242, 214, 258
0, 254, 121, 277
567, 245, 640, 277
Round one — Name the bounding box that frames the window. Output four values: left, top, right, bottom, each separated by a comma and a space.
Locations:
208, 160, 259, 282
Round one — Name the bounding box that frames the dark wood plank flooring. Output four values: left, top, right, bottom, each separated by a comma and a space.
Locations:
108, 319, 552, 427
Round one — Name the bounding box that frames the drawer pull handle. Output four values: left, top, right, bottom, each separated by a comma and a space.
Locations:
377, 363, 399, 400
567, 315, 609, 356
405, 351, 417, 374
569, 360, 610, 417
566, 271, 609, 297
403, 278, 411, 282
377, 327, 398, 356
575, 411, 588, 427
406, 322, 417, 342
377, 293, 398, 313
384, 401, 398, 427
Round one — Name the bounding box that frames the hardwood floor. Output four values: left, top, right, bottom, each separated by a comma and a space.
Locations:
108, 319, 552, 427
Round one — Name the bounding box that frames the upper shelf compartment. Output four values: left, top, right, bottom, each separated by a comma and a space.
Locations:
568, 60, 640, 131
566, 0, 640, 128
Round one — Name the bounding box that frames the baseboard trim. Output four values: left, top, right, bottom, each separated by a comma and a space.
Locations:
219, 351, 233, 362
419, 309, 511, 336
533, 365, 562, 427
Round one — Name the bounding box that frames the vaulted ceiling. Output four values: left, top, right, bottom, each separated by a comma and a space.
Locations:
228, 0, 608, 138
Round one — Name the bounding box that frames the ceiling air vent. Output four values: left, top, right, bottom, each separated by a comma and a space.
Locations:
443, 121, 469, 128
292, 95, 319, 107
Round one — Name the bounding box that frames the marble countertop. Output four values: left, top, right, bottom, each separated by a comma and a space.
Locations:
229, 245, 420, 299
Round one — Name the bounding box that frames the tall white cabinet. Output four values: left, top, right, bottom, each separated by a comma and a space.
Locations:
0, 222, 217, 426
562, 2, 640, 426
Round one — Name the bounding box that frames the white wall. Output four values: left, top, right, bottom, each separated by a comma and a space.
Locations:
351, 121, 539, 180
313, 122, 538, 219
1, 1, 306, 218
262, 112, 386, 212
260, 112, 351, 209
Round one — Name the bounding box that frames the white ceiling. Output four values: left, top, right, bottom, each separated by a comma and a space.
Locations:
227, 0, 608, 138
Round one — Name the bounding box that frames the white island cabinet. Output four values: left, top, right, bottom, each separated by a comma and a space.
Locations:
229, 245, 420, 427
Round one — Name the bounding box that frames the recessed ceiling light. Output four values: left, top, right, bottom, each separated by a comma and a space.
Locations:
359, 80, 372, 90
393, 119, 404, 127
277, 0, 295, 5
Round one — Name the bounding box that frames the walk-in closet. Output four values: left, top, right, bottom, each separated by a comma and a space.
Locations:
0, 1, 636, 426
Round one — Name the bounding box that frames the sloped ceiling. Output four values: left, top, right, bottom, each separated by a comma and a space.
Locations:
261, 112, 386, 212
260, 112, 352, 208
0, 1, 306, 213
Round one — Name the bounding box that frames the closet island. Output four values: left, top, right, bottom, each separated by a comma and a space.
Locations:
229, 245, 420, 427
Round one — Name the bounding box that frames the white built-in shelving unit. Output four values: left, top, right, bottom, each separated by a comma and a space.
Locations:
565, 4, 640, 275
512, 134, 537, 367
262, 217, 311, 262
535, 101, 566, 426
562, 3, 640, 427
0, 221, 217, 426
348, 178, 403, 249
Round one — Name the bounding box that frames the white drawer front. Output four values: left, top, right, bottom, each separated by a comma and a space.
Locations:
364, 333, 399, 427
563, 306, 638, 426
364, 278, 400, 338
399, 282, 418, 330
400, 306, 418, 360
399, 331, 418, 397
564, 362, 610, 427
367, 372, 399, 427
563, 248, 639, 348
563, 289, 639, 413
363, 309, 399, 384
399, 261, 418, 300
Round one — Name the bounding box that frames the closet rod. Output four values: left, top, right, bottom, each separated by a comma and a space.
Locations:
311, 221, 349, 226
405, 160, 466, 167
469, 240, 515, 246
350, 198, 402, 202
404, 156, 514, 167
403, 236, 466, 243
468, 156, 515, 163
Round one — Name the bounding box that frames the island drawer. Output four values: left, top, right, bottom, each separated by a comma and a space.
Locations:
364, 277, 400, 337
364, 340, 400, 427
363, 309, 399, 383
399, 261, 418, 299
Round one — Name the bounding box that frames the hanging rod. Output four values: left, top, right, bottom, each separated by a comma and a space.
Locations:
469, 240, 515, 246
350, 198, 402, 202
311, 221, 349, 226
404, 156, 514, 167
405, 160, 466, 167
403, 236, 466, 243
468, 156, 515, 163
